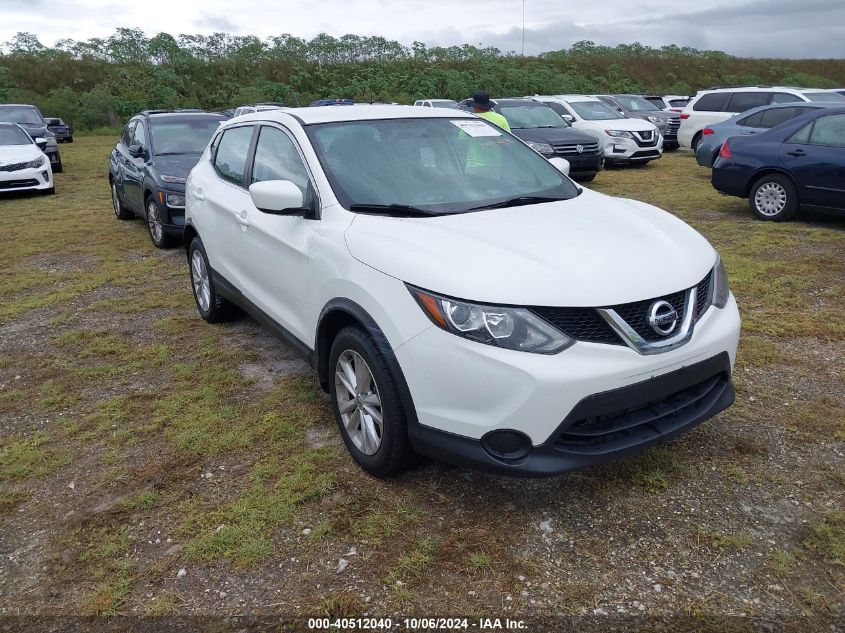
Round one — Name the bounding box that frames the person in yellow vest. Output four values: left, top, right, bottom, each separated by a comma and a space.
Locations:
470, 90, 511, 132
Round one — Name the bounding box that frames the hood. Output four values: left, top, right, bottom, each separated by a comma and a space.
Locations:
582, 118, 658, 133
0, 144, 43, 163
15, 122, 49, 137
511, 127, 597, 145
631, 110, 674, 122
345, 188, 716, 307
150, 154, 204, 181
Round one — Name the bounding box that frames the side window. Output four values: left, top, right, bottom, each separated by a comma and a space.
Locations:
725, 92, 771, 113
808, 114, 845, 147
693, 93, 729, 112
132, 121, 147, 149
213, 126, 254, 186
759, 107, 799, 129
251, 126, 312, 200
120, 122, 135, 147
738, 112, 764, 127
788, 122, 813, 144
772, 92, 803, 104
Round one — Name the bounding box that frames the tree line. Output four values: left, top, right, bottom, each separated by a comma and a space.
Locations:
1, 28, 843, 130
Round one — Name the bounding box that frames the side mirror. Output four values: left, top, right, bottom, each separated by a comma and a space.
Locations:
128, 144, 146, 159
249, 180, 306, 215
34, 137, 48, 150
562, 114, 574, 123
549, 157, 570, 176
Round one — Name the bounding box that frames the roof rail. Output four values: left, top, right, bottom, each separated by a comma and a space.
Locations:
137, 109, 169, 116
702, 85, 809, 91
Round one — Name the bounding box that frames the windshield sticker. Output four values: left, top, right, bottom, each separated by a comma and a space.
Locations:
451, 120, 502, 137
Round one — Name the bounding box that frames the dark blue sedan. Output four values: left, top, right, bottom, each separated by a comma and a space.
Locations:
711, 107, 845, 221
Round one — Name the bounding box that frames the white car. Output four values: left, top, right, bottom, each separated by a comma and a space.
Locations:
0, 122, 54, 195
233, 103, 287, 117
184, 106, 740, 477
532, 95, 663, 165
678, 86, 845, 150
413, 99, 459, 109
643, 95, 690, 112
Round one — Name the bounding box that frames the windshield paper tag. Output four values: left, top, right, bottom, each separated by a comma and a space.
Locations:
451, 120, 502, 137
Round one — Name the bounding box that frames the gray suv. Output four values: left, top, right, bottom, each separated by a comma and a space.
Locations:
594, 94, 681, 150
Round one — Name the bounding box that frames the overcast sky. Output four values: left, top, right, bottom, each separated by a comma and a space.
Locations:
2, 0, 844, 58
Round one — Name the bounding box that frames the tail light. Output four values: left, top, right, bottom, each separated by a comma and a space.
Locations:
719, 141, 732, 159
680, 113, 690, 119
702, 128, 714, 135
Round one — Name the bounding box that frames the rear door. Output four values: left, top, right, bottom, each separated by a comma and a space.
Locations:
780, 113, 845, 208
201, 124, 257, 283
112, 122, 137, 210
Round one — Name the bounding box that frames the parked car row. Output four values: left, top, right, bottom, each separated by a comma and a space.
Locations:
0, 103, 63, 174
0, 122, 55, 195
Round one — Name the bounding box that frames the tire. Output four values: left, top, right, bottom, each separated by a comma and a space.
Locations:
749, 174, 799, 221
575, 172, 596, 183
188, 237, 236, 323
111, 181, 133, 220
42, 187, 55, 196
145, 195, 176, 249
67, 137, 74, 144
328, 325, 414, 478
52, 158, 63, 174
692, 133, 703, 153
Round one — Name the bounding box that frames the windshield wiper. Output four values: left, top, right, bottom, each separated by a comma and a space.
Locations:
467, 196, 570, 211
348, 203, 437, 217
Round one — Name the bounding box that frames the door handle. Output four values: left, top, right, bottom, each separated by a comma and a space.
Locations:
236, 210, 251, 227
191, 188, 205, 201
787, 149, 806, 157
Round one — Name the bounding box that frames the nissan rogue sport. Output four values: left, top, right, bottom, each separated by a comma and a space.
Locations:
184, 106, 740, 478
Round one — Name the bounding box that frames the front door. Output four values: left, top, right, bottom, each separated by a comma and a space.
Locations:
780, 113, 845, 208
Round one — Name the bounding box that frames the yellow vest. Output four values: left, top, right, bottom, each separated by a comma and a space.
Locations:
476, 110, 511, 132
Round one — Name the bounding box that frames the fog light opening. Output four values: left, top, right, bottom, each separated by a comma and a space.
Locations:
481, 429, 532, 462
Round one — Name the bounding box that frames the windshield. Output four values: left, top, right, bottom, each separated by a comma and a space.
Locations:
499, 104, 566, 129
0, 126, 33, 145
0, 106, 43, 125
568, 100, 625, 120
149, 118, 222, 154
306, 118, 578, 215
803, 92, 845, 103
615, 95, 661, 112
431, 101, 458, 108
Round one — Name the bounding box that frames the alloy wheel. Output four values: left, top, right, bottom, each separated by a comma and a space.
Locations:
754, 182, 787, 217
147, 201, 164, 243
111, 184, 121, 217
334, 350, 383, 455
191, 250, 211, 312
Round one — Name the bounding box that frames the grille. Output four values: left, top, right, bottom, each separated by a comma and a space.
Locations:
0, 162, 28, 172
554, 373, 728, 453
529, 271, 713, 346
0, 179, 39, 189
666, 119, 681, 134
551, 141, 600, 155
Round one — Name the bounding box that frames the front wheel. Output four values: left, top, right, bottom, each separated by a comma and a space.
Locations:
329, 326, 414, 478
52, 158, 63, 174
112, 182, 133, 220
146, 196, 176, 249
749, 174, 799, 221
574, 172, 596, 183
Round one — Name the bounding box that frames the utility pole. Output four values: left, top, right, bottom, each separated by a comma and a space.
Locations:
522, 0, 526, 56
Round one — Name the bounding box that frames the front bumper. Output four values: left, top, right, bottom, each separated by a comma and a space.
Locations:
602, 134, 663, 164
155, 186, 187, 235
396, 293, 740, 474
0, 165, 53, 192
555, 152, 603, 175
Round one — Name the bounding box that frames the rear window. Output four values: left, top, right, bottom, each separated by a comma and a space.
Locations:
803, 92, 845, 103
808, 113, 845, 147
772, 92, 803, 104
725, 92, 771, 113
668, 99, 689, 107
692, 93, 730, 112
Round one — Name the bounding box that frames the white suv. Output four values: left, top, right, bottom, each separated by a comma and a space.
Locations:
532, 95, 664, 165
413, 99, 459, 109
184, 106, 740, 478
679, 86, 845, 150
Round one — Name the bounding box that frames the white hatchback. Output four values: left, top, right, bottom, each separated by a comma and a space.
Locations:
0, 123, 54, 195
184, 106, 740, 477
532, 95, 663, 165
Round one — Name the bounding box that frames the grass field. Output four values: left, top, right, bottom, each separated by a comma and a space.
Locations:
0, 138, 843, 630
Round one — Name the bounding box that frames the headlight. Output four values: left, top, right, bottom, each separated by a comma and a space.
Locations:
408, 286, 573, 354
604, 130, 634, 139
526, 141, 554, 156
165, 192, 186, 208
24, 156, 45, 169
646, 116, 662, 124
45, 136, 58, 148
711, 256, 730, 308
161, 175, 186, 184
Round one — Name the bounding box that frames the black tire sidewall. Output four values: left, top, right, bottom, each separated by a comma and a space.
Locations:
328, 326, 411, 478
188, 237, 229, 323
749, 174, 799, 221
